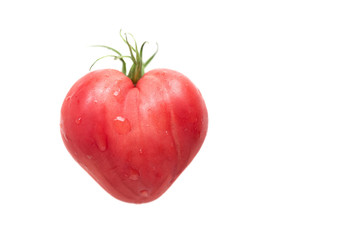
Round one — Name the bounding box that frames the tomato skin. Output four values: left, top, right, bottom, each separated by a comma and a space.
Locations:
60, 68, 208, 203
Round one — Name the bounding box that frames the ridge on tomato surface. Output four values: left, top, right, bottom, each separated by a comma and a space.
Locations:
60, 30, 208, 203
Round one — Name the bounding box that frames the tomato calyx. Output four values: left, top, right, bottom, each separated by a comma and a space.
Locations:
90, 30, 158, 85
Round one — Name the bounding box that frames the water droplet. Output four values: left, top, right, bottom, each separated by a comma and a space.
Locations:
116, 116, 125, 121
66, 96, 71, 101
139, 148, 143, 154
113, 90, 120, 96
95, 134, 107, 152
113, 116, 131, 134
62, 134, 69, 142
75, 117, 82, 125
165, 130, 169, 135
94, 100, 98, 104
139, 189, 149, 197
128, 168, 140, 180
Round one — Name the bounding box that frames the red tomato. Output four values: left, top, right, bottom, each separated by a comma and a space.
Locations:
60, 32, 208, 203
61, 67, 207, 203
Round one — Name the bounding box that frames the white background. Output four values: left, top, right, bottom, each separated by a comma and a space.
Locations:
1, 0, 360, 239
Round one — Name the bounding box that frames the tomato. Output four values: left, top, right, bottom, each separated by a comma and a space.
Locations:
60, 32, 208, 203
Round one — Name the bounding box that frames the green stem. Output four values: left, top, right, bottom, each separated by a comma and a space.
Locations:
90, 30, 158, 85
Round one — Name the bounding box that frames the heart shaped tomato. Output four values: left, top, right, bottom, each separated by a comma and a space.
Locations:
60, 32, 208, 203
